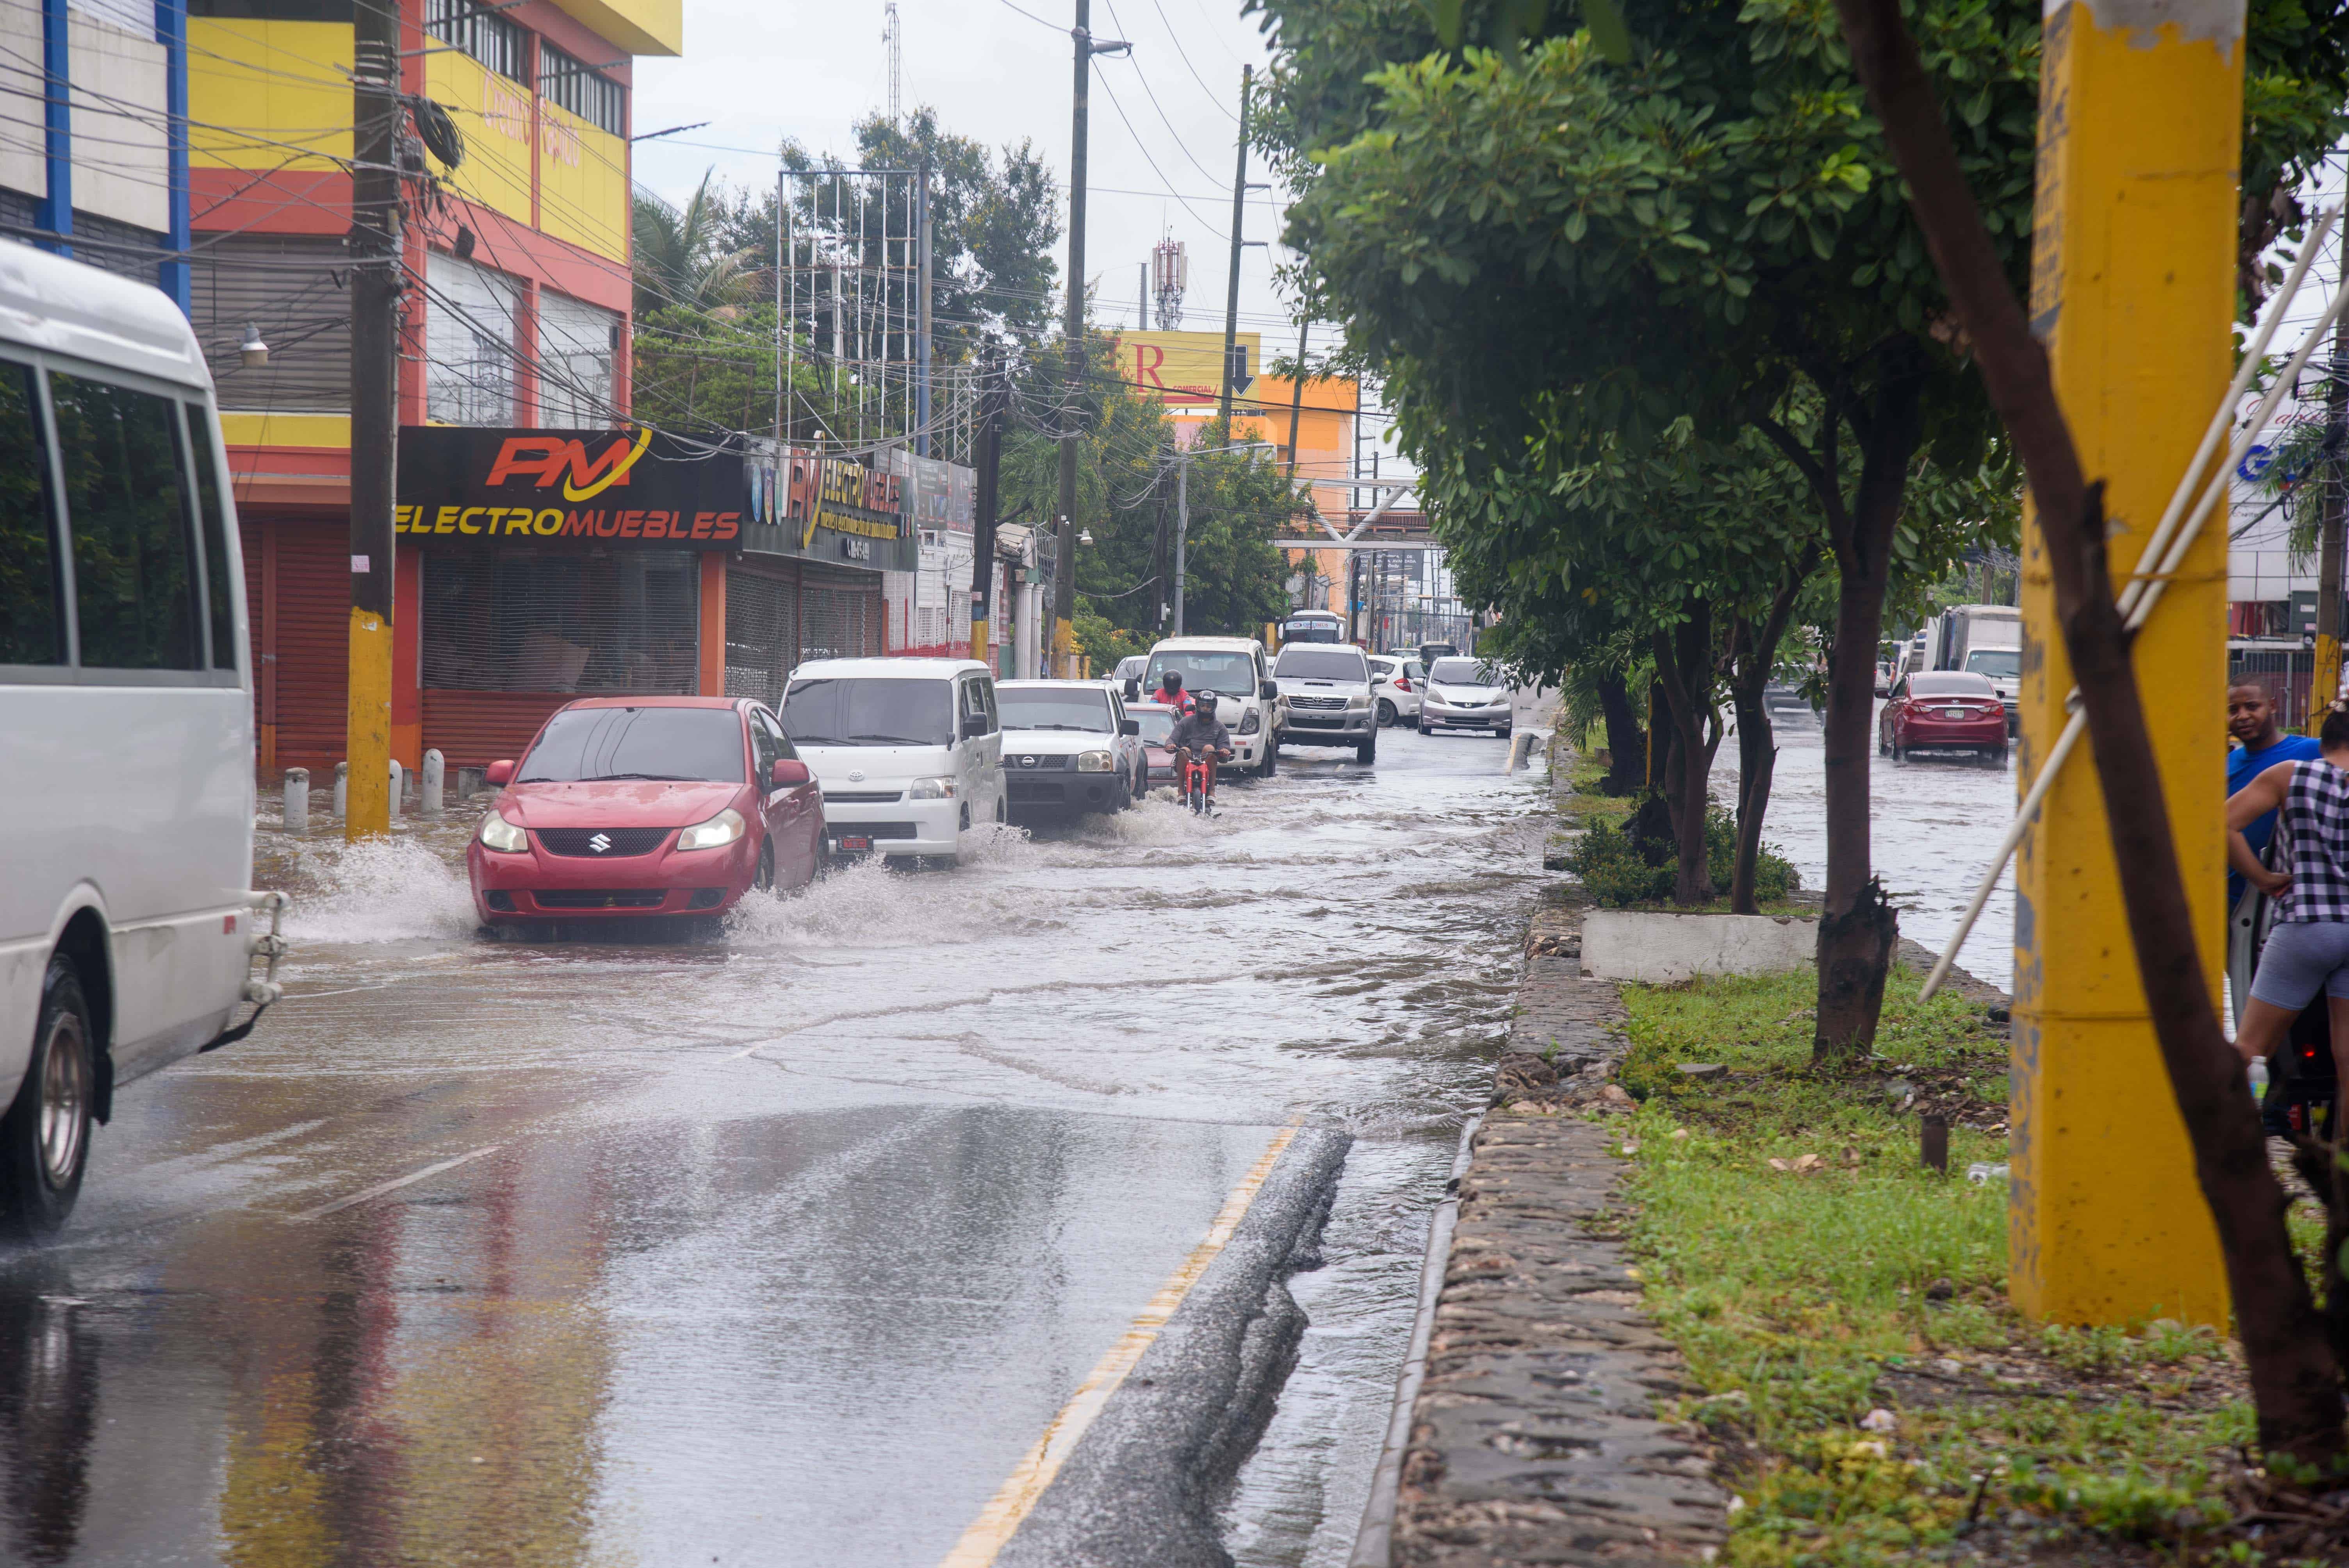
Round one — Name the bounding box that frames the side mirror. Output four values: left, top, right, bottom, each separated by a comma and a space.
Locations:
485, 759, 515, 786
771, 759, 810, 788
959, 713, 989, 740
1119, 718, 1140, 736
1124, 678, 1141, 701
1259, 679, 1277, 700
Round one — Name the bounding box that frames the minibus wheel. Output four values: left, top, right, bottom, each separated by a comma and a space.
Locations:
0, 957, 95, 1238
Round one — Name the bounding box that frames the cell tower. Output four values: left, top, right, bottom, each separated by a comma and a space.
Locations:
884, 2, 901, 124
1152, 237, 1188, 331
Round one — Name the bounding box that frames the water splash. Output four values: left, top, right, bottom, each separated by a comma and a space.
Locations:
280, 835, 479, 945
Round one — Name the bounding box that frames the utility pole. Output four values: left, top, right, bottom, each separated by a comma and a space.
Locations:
1174, 451, 1189, 636
345, 0, 399, 841
970, 356, 1004, 666
1217, 65, 1252, 426
916, 160, 933, 458
1139, 261, 1149, 331
1057, 2, 1098, 677
1284, 318, 1309, 479
2312, 308, 2349, 729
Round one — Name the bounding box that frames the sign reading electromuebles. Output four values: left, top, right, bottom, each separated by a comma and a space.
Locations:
396, 426, 748, 549
742, 442, 918, 573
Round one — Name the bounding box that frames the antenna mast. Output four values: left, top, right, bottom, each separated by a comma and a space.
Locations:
884, 2, 902, 123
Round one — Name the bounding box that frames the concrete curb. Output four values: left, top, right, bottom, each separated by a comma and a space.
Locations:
995, 1124, 1354, 1568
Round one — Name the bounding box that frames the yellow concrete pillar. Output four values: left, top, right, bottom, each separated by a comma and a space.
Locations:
2011, 0, 2244, 1326
345, 607, 392, 839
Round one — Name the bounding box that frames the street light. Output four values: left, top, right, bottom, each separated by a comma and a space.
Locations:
1078, 527, 1094, 545
239, 324, 269, 368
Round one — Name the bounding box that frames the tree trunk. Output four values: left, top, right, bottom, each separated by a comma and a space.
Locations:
1651, 603, 1718, 907
1596, 669, 1646, 794
1829, 0, 2346, 1462
1729, 674, 1774, 914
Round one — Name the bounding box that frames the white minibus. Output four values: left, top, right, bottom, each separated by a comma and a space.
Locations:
0, 243, 282, 1237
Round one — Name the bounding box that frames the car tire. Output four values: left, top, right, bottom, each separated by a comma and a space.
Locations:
1878, 728, 1890, 757
1496, 726, 1511, 740
0, 956, 96, 1240
1258, 742, 1276, 779
754, 839, 775, 894
1377, 699, 1396, 727
1985, 746, 2009, 766
1417, 718, 1432, 734
1356, 735, 1377, 764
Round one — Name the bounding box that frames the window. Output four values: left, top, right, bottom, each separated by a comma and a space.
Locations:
1142, 649, 1256, 697
536, 290, 618, 426
1965, 647, 2020, 679
426, 252, 519, 427
51, 372, 200, 672
1275, 648, 1369, 681
184, 404, 239, 672
754, 706, 796, 762
425, 0, 527, 84
749, 707, 777, 780
0, 361, 62, 665
540, 42, 624, 137
780, 678, 955, 748
1429, 657, 1500, 685
998, 686, 1111, 732
519, 706, 747, 784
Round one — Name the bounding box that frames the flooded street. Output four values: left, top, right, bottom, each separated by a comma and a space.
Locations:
0, 720, 1548, 1568
1717, 693, 2018, 989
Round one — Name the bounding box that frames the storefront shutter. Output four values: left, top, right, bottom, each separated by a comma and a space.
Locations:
724, 563, 797, 705
264, 519, 351, 773
192, 235, 351, 412
420, 552, 699, 695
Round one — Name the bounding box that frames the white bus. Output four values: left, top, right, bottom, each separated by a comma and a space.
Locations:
0, 244, 282, 1237
1277, 609, 1347, 646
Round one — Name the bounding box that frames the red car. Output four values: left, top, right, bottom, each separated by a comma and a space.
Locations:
1879, 671, 2008, 763
1130, 701, 1180, 787
467, 697, 825, 932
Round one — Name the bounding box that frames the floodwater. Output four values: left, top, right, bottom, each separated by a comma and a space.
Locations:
0, 715, 1551, 1568
1715, 692, 2018, 990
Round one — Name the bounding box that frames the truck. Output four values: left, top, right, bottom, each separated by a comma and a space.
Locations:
1925, 604, 2021, 731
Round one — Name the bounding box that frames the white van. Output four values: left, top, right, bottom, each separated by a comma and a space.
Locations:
0, 244, 282, 1237
780, 657, 1007, 862
1137, 636, 1282, 777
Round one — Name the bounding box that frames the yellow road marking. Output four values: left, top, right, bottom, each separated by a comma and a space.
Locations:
936, 1123, 1301, 1568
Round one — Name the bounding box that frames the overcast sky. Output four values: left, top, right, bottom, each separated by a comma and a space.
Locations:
631, 0, 1303, 346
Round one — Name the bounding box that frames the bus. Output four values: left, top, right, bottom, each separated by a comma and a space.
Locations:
0, 244, 283, 1237
1277, 609, 1347, 646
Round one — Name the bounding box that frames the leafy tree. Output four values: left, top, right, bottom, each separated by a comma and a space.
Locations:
631, 171, 750, 317
1251, 0, 2345, 1057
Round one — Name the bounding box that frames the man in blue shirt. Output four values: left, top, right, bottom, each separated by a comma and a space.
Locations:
2228, 678, 2323, 907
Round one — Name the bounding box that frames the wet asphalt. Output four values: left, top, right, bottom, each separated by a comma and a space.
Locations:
0, 707, 1550, 1568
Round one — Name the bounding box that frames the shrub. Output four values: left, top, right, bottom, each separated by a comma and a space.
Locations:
1566, 798, 1801, 907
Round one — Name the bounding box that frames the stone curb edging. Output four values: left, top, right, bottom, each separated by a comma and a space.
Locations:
995, 1125, 1354, 1568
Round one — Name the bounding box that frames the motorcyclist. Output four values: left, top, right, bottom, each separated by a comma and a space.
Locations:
1167, 698, 1233, 810
1154, 669, 1194, 715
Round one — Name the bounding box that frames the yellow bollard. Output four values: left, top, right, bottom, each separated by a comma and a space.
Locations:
2010, 0, 2244, 1326
345, 607, 392, 840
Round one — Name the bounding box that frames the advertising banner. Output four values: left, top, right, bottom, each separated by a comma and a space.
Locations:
743, 442, 919, 573
1115, 329, 1260, 405
396, 425, 745, 549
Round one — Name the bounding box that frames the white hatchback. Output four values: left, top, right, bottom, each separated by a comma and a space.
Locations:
1419, 656, 1515, 736
1368, 654, 1424, 726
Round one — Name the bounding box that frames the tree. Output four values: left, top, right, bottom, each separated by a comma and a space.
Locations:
1251, 0, 2342, 1056
631, 171, 750, 317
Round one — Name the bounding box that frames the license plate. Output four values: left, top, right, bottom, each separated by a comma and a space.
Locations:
1942, 708, 1964, 718
834, 835, 873, 852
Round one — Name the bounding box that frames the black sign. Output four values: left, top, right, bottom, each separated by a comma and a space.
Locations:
396, 425, 747, 549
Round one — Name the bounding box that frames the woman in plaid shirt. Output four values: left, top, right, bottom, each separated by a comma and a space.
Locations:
2227, 703, 2349, 1081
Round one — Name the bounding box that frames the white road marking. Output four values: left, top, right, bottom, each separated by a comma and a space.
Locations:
293, 1145, 503, 1221
936, 1123, 1300, 1568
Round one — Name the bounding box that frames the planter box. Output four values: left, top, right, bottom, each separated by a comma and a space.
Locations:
1580, 910, 1817, 985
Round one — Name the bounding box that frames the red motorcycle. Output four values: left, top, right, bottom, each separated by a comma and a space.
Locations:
1179, 747, 1231, 814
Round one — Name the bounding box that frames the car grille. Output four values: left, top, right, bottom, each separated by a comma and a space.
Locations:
1005, 753, 1076, 771
535, 826, 672, 857
823, 790, 903, 804
835, 822, 922, 841
1009, 779, 1068, 803
531, 889, 667, 909
1287, 695, 1346, 711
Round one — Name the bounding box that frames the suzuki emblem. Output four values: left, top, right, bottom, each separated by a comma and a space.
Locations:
588, 832, 612, 853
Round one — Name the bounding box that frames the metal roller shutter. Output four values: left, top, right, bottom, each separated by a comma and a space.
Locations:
798, 564, 881, 662
421, 552, 700, 695
264, 519, 351, 773
725, 563, 797, 705
191, 236, 351, 411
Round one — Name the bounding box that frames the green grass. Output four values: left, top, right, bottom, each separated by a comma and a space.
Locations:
1613, 967, 2268, 1565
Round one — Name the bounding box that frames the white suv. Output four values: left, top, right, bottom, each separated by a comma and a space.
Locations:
1274, 643, 1378, 763
1137, 636, 1282, 778
996, 679, 1148, 820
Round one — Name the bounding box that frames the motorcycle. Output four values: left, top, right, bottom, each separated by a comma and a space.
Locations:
1179, 747, 1230, 815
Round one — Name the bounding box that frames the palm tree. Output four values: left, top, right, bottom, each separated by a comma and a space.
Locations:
631, 169, 749, 317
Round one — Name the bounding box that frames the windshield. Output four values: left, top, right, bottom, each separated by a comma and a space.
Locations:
1911, 674, 1996, 697
1144, 649, 1256, 697
1280, 618, 1343, 643
520, 706, 745, 783
998, 686, 1114, 732
1132, 709, 1176, 744
1429, 657, 1500, 686
1276, 648, 1369, 681
1965, 648, 2020, 679
780, 677, 955, 747
1115, 655, 1147, 679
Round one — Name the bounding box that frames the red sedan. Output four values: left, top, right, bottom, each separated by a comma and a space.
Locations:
467, 697, 825, 933
1878, 671, 2008, 763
